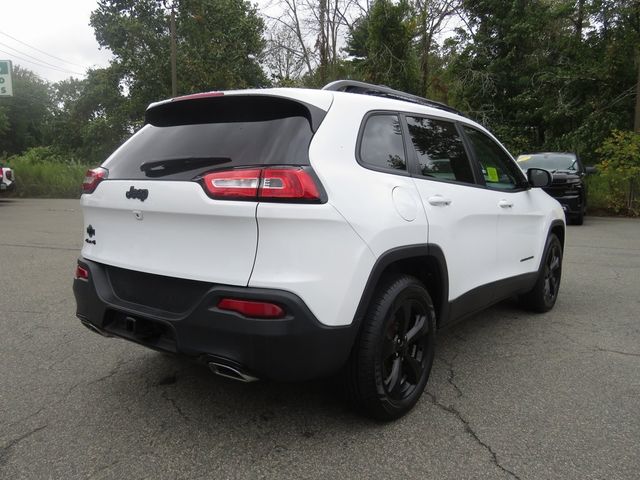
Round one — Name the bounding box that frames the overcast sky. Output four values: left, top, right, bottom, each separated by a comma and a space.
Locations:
0, 1, 115, 83
0, 1, 279, 84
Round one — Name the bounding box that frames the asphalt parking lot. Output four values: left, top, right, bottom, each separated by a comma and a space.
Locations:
1, 198, 639, 480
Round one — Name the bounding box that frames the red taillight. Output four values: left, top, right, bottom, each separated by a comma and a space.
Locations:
217, 298, 285, 319
201, 167, 322, 202
82, 167, 108, 194
5, 170, 11, 180
75, 265, 89, 280
259, 168, 321, 200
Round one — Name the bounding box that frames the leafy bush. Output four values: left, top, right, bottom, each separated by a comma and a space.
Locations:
596, 130, 640, 216
4, 147, 91, 198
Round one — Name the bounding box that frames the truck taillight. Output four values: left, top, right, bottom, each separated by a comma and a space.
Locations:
82, 167, 108, 194
201, 167, 322, 202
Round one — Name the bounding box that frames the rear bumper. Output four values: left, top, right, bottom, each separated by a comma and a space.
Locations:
73, 258, 358, 382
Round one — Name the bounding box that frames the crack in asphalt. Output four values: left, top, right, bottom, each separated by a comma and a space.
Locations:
596, 347, 640, 358
437, 356, 463, 399
425, 393, 522, 480
0, 425, 48, 467
5, 407, 45, 431
161, 391, 190, 422
0, 242, 79, 252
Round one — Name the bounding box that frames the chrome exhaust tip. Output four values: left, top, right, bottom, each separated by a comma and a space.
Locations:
207, 361, 258, 383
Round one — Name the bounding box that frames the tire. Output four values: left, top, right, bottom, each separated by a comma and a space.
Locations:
571, 207, 584, 225
345, 274, 436, 421
519, 234, 563, 313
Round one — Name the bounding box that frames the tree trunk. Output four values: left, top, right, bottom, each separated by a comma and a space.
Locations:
635, 48, 640, 133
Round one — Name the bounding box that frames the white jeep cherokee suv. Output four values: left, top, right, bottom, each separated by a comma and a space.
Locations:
73, 81, 565, 420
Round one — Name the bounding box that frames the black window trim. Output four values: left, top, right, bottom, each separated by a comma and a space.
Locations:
355, 109, 531, 192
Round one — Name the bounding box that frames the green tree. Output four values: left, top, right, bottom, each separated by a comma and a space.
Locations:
596, 130, 640, 214
49, 66, 131, 165
347, 0, 420, 93
90, 0, 267, 118
445, 0, 638, 159
0, 66, 52, 156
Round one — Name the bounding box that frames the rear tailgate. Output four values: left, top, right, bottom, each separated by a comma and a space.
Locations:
81, 91, 331, 286
81, 181, 258, 284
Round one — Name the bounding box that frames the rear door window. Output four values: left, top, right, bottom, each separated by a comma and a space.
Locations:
406, 116, 476, 184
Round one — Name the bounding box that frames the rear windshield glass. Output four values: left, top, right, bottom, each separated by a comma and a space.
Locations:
103, 96, 321, 180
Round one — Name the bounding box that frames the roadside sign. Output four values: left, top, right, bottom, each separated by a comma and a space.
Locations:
0, 60, 13, 96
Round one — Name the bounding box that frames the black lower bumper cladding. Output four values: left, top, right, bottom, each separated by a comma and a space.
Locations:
73, 258, 358, 382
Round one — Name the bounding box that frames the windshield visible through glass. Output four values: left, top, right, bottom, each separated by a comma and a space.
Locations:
516, 153, 577, 171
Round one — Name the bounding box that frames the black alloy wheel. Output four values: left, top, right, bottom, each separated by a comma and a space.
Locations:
345, 274, 436, 421
381, 298, 430, 401
543, 240, 562, 305
520, 234, 563, 313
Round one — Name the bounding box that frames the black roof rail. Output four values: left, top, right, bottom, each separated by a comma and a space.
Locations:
322, 80, 464, 117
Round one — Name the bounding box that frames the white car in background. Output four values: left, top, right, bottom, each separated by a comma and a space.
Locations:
0, 164, 15, 193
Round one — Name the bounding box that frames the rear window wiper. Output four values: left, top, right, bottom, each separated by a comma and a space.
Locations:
140, 157, 231, 177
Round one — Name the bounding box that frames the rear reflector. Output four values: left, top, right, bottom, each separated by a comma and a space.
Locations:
75, 265, 89, 280
82, 167, 108, 194
201, 167, 322, 202
217, 298, 285, 319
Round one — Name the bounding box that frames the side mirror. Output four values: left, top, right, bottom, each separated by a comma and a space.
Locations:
527, 168, 552, 188
585, 166, 597, 175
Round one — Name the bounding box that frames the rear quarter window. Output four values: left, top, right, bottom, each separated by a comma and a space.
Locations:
358, 114, 407, 172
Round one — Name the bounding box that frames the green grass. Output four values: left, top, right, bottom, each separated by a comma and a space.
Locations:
8, 158, 90, 198
2, 147, 91, 198
586, 174, 610, 212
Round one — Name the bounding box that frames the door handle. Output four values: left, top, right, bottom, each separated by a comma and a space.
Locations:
498, 199, 514, 208
427, 195, 452, 206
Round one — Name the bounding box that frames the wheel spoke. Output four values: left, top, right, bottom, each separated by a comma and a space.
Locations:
403, 354, 423, 384
543, 278, 551, 299
381, 337, 396, 361
549, 254, 560, 272
396, 302, 411, 337
549, 275, 559, 297
384, 357, 402, 393
405, 314, 427, 344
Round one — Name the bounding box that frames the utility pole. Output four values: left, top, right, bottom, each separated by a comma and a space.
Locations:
170, 4, 177, 97
162, 0, 178, 97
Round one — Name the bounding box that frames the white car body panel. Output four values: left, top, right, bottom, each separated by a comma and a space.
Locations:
411, 178, 500, 300
0, 166, 14, 192
249, 203, 375, 326
308, 94, 429, 259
